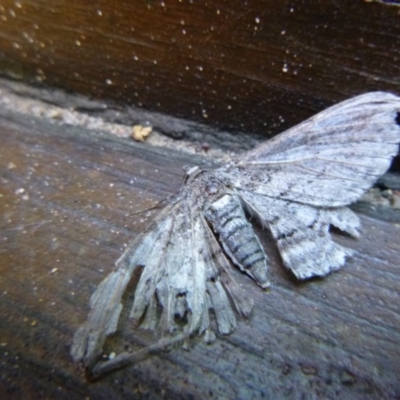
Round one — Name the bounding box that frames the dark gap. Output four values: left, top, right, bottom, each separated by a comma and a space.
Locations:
329, 225, 356, 238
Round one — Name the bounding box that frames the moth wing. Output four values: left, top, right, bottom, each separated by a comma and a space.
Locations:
229, 92, 400, 279
130, 201, 252, 339
83, 208, 255, 378
239, 192, 360, 279
231, 92, 400, 207
70, 203, 177, 368
130, 201, 209, 336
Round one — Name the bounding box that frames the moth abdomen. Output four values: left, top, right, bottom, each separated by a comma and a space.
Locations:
205, 193, 270, 288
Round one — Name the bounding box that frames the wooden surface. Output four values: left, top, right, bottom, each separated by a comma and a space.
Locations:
1, 106, 400, 399
0, 0, 399, 140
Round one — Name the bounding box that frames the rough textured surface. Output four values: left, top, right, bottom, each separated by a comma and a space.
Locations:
1, 104, 400, 398
0, 0, 399, 141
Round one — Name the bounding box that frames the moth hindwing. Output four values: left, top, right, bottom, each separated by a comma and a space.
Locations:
71, 92, 400, 377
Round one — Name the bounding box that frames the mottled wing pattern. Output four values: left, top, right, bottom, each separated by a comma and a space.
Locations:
229, 92, 400, 278
130, 200, 253, 337
71, 197, 254, 370
232, 92, 400, 207
239, 193, 360, 279
70, 203, 178, 368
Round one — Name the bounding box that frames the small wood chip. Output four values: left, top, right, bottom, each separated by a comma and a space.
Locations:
131, 125, 152, 142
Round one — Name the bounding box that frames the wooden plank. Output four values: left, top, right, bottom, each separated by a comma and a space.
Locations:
1, 109, 400, 399
0, 0, 399, 140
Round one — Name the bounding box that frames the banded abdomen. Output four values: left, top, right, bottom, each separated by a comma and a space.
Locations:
204, 193, 270, 288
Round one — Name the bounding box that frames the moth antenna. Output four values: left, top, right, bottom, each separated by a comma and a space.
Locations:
127, 196, 172, 216
130, 165, 204, 217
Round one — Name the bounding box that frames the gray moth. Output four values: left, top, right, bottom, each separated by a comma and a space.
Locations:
71, 92, 400, 378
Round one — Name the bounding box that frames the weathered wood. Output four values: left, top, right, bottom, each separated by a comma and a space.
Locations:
0, 0, 399, 140
1, 105, 400, 399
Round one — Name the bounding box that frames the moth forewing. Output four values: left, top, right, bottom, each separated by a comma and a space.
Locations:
71, 204, 176, 367
71, 92, 400, 376
237, 92, 400, 166
233, 92, 400, 207
184, 215, 211, 334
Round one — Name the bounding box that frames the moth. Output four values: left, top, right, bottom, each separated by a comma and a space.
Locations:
71, 92, 400, 378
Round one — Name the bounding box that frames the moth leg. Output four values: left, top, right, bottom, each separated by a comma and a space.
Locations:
204, 193, 270, 288
88, 333, 188, 380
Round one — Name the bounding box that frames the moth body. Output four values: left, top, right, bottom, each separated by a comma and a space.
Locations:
204, 193, 270, 288
71, 91, 400, 377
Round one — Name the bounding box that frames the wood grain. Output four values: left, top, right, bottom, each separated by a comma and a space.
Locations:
0, 0, 399, 141
0, 106, 400, 399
